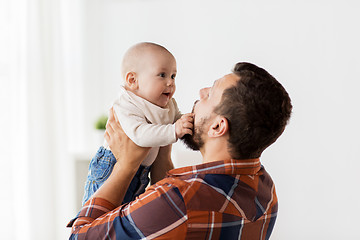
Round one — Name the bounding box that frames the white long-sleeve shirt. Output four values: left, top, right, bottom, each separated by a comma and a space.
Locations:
103, 86, 182, 166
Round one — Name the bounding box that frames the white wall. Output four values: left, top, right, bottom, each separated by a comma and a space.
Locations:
79, 0, 360, 239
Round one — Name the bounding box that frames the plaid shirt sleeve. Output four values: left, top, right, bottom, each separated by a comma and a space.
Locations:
68, 182, 188, 240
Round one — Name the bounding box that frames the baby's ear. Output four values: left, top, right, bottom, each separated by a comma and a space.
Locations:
125, 72, 138, 90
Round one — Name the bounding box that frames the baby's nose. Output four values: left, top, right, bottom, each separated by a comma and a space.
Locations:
167, 79, 175, 86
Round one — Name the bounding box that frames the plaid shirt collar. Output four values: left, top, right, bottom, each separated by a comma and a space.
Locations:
168, 158, 261, 177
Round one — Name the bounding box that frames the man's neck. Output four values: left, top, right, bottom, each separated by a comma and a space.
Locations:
200, 138, 232, 164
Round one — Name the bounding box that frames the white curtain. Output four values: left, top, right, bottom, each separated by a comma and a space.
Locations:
0, 1, 29, 239
0, 0, 84, 239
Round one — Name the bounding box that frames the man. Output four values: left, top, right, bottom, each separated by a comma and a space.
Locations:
68, 62, 292, 239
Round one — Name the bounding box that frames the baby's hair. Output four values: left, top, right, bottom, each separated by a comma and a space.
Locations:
121, 42, 173, 80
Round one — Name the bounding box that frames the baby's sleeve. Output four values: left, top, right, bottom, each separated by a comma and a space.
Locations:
113, 101, 177, 148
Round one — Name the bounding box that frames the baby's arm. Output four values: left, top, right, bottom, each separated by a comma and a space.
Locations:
113, 96, 193, 147
114, 102, 175, 147
115, 108, 193, 147
175, 113, 194, 139
150, 145, 174, 184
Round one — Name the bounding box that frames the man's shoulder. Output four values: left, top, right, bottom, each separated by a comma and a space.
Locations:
153, 176, 192, 194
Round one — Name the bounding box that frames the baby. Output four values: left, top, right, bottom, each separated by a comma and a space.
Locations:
82, 42, 193, 205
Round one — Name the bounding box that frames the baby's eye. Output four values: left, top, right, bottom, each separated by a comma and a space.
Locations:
171, 74, 176, 79
159, 73, 166, 78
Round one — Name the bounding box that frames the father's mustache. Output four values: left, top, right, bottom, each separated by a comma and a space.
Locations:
191, 100, 199, 113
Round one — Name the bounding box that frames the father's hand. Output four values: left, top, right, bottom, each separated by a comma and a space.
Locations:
104, 107, 150, 169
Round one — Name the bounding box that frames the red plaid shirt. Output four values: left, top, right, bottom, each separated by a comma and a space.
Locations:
68, 158, 278, 239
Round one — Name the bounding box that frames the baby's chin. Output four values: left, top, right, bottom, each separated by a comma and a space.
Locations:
151, 99, 169, 108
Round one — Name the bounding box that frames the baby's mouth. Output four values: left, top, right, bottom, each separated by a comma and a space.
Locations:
162, 92, 171, 97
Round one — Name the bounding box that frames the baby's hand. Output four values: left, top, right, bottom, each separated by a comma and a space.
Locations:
175, 113, 194, 139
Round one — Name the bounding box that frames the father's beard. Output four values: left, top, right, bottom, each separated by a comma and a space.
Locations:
181, 117, 209, 151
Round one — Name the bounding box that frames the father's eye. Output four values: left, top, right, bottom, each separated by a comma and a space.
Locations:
159, 73, 166, 78
171, 74, 176, 79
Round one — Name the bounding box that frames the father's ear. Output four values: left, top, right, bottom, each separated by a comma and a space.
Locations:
208, 116, 229, 138
125, 72, 138, 90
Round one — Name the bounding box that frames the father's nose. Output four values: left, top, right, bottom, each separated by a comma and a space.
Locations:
199, 87, 210, 99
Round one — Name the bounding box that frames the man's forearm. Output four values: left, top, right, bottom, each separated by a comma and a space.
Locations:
150, 145, 174, 184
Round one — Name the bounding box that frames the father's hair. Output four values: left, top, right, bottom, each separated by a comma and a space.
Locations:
214, 62, 292, 159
